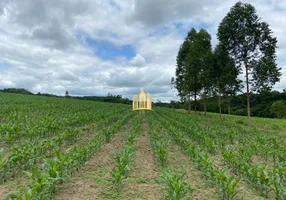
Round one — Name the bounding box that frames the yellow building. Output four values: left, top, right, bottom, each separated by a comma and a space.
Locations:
132, 89, 152, 111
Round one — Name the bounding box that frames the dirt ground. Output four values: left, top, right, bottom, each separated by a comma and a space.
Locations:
165, 142, 220, 200
120, 114, 163, 200
0, 121, 100, 199
55, 120, 132, 200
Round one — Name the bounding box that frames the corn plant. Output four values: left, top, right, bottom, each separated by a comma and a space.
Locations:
103, 127, 112, 142
127, 132, 136, 145
5, 111, 136, 200
0, 148, 7, 183
155, 141, 167, 167
272, 166, 286, 200
111, 116, 140, 188
111, 145, 134, 186
151, 111, 241, 200
160, 169, 193, 200
214, 170, 240, 200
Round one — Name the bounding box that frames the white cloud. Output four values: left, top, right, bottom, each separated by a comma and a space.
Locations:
0, 0, 285, 101
130, 54, 145, 67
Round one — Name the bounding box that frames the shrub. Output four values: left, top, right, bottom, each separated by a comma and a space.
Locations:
270, 101, 286, 118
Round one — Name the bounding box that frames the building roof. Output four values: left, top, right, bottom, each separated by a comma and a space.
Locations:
139, 89, 145, 96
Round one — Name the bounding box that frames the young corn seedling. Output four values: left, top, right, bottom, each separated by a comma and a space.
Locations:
0, 148, 7, 183
111, 146, 133, 187
272, 166, 286, 200
155, 141, 167, 167
214, 170, 240, 200
127, 132, 136, 145
160, 169, 193, 200
111, 163, 129, 187
103, 127, 112, 142
257, 165, 272, 198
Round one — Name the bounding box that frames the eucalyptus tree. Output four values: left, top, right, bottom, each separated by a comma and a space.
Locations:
173, 28, 212, 114
213, 43, 242, 119
173, 28, 195, 113
217, 1, 281, 125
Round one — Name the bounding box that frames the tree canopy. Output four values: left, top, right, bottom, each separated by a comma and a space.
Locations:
173, 28, 212, 113
217, 1, 281, 124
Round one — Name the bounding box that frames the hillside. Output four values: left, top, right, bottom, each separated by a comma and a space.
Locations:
1, 93, 286, 199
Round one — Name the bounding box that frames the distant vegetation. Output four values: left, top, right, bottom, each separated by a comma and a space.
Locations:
0, 88, 132, 105
73, 94, 132, 104
1, 87, 286, 118
0, 88, 34, 95
158, 91, 286, 118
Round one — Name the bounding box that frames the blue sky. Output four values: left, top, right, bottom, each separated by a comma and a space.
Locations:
0, 0, 285, 101
86, 37, 136, 60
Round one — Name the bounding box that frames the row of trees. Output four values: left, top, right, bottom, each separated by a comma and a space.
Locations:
172, 1, 281, 125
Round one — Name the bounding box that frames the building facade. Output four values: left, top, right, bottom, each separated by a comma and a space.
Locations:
132, 90, 152, 111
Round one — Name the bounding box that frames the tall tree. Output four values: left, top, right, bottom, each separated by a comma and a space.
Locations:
186, 29, 212, 113
173, 28, 212, 114
173, 28, 196, 113
213, 43, 242, 119
65, 91, 70, 98
217, 1, 281, 125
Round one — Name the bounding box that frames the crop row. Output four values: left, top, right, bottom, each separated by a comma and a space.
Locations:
0, 94, 129, 145
4, 110, 135, 200
157, 108, 286, 164
149, 111, 241, 200
147, 113, 193, 199
111, 115, 141, 188
153, 108, 286, 199
0, 108, 131, 183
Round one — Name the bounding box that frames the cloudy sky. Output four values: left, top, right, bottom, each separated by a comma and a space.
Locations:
0, 0, 285, 101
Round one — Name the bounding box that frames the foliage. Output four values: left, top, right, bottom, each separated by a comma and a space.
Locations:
65, 91, 70, 98
155, 91, 286, 118
1, 93, 136, 199
149, 107, 286, 199
213, 43, 241, 96
154, 141, 167, 167
111, 117, 141, 188
0, 88, 33, 95
160, 169, 193, 200
217, 1, 281, 124
0, 87, 132, 104
173, 28, 212, 112
270, 101, 286, 118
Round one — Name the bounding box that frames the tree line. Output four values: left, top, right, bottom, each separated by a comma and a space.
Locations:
172, 1, 282, 124
0, 88, 132, 105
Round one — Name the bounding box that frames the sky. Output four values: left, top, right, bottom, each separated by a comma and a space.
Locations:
0, 0, 285, 101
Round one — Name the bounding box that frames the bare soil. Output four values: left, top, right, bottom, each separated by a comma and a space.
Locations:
0, 174, 28, 199
121, 114, 163, 200
0, 121, 100, 199
166, 142, 220, 200
54, 120, 131, 200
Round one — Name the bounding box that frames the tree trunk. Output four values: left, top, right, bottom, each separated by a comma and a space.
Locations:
228, 101, 230, 115
188, 94, 191, 114
245, 64, 251, 125
194, 94, 197, 114
219, 94, 222, 120
204, 103, 206, 116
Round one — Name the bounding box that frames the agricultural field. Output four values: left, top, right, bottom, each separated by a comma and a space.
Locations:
1, 93, 286, 200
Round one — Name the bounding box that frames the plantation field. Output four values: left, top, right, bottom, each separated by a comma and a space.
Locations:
1, 93, 286, 199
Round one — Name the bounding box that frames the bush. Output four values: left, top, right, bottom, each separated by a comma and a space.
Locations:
270, 101, 286, 118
